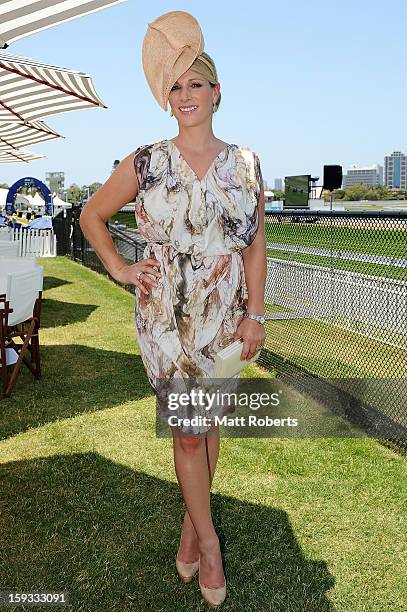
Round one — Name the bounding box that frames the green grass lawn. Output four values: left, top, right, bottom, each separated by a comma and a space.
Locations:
261, 315, 405, 379
110, 211, 137, 228
264, 223, 406, 259
265, 219, 407, 280
0, 257, 406, 612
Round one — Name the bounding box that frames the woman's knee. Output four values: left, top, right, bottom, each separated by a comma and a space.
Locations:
173, 432, 206, 454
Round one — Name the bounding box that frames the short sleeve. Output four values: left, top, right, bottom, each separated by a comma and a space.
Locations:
253, 151, 263, 205
233, 147, 262, 248
241, 148, 263, 208
133, 144, 152, 194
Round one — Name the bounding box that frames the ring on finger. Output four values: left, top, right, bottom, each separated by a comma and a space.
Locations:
136, 271, 143, 281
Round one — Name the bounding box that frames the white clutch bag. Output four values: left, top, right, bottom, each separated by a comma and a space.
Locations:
213, 340, 261, 379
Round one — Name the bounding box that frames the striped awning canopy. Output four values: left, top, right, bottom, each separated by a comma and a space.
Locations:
0, 0, 127, 48
0, 119, 61, 149
0, 146, 44, 162
0, 50, 107, 124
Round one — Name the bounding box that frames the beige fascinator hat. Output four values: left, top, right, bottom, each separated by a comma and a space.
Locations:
142, 11, 205, 111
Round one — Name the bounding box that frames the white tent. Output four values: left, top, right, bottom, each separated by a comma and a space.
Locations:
0, 187, 7, 209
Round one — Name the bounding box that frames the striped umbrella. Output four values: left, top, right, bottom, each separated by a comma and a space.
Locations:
0, 119, 62, 149
0, 50, 107, 124
0, 0, 127, 48
0, 147, 44, 162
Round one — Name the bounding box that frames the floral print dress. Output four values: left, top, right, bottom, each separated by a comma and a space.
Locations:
133, 139, 262, 432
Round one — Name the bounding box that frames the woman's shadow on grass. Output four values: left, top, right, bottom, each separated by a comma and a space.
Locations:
1, 452, 335, 611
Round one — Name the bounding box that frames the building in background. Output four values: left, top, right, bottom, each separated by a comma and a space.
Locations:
384, 151, 407, 189
274, 178, 283, 191
45, 171, 65, 196
343, 164, 383, 188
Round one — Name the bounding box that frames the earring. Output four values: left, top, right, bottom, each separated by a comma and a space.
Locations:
170, 109, 173, 117
212, 103, 217, 113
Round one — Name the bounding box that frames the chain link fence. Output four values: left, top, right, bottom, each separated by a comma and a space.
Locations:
263, 210, 406, 451
54, 205, 407, 451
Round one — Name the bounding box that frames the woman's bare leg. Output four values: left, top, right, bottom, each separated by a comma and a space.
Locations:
177, 425, 220, 562
172, 424, 225, 587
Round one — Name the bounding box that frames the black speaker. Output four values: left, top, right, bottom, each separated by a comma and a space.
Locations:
323, 165, 343, 191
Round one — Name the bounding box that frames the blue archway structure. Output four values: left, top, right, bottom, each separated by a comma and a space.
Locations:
6, 177, 53, 216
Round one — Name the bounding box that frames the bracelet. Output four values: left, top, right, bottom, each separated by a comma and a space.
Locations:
243, 312, 265, 325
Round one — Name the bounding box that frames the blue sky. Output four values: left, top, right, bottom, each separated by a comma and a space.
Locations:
1, 0, 406, 189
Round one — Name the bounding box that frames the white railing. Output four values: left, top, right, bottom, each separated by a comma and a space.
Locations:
11, 228, 56, 257
266, 258, 407, 350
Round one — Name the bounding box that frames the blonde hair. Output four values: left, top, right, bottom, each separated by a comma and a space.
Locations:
189, 51, 221, 112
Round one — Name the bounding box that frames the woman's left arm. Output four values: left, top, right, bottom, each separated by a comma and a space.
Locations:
233, 180, 267, 360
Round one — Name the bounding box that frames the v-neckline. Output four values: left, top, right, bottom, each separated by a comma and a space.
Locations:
167, 139, 233, 183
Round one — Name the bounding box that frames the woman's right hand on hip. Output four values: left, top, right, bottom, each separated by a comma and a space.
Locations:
113, 259, 161, 294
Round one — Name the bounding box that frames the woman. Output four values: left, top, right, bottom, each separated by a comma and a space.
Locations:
80, 11, 266, 607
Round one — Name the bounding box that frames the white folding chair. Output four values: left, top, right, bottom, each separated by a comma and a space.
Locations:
0, 256, 38, 273
0, 266, 44, 396
0, 258, 39, 301
0, 241, 20, 256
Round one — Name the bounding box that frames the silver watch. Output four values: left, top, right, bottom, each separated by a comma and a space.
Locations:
243, 312, 265, 325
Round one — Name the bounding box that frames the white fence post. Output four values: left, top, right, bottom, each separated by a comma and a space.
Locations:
11, 228, 56, 257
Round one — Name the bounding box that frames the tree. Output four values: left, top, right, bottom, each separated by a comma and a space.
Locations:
332, 188, 345, 200
89, 182, 102, 195
273, 190, 284, 200
66, 184, 82, 204
323, 183, 406, 202
344, 183, 370, 201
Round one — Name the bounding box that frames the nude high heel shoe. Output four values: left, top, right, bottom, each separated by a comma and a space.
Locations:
198, 558, 227, 607
175, 555, 200, 583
